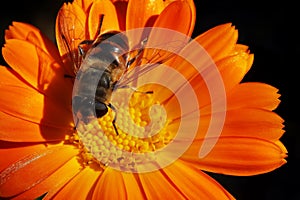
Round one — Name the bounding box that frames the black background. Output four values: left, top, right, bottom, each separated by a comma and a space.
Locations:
0, 1, 297, 199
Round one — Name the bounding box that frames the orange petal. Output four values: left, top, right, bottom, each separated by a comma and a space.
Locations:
2, 40, 73, 107
12, 157, 82, 200
230, 44, 253, 73
0, 111, 71, 142
53, 166, 101, 200
74, 0, 94, 12
185, 0, 196, 36
5, 22, 62, 64
227, 82, 281, 111
183, 137, 287, 176
141, 1, 193, 64
0, 84, 73, 129
121, 172, 146, 199
152, 1, 193, 36
138, 168, 187, 199
0, 143, 46, 172
0, 145, 78, 198
195, 23, 238, 62
126, 0, 167, 30
0, 66, 32, 89
88, 0, 120, 38
92, 168, 145, 199
217, 50, 253, 92
223, 108, 285, 140
113, 1, 128, 31
92, 168, 126, 199
195, 108, 285, 141
162, 160, 235, 199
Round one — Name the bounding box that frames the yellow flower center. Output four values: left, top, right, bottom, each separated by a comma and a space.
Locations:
68, 86, 179, 172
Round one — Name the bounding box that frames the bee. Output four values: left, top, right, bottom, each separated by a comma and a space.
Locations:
72, 29, 150, 135
58, 11, 149, 135
57, 8, 187, 135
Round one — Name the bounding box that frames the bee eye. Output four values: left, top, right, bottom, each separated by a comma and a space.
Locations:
95, 102, 108, 118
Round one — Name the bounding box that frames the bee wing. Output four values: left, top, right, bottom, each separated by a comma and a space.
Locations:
56, 2, 87, 75
116, 37, 188, 88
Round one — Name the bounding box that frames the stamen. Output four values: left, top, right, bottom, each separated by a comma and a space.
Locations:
70, 87, 178, 171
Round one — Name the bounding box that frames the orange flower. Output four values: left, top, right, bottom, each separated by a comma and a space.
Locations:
0, 0, 287, 199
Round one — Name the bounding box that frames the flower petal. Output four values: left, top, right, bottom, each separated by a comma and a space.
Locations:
11, 157, 82, 200
0, 111, 71, 142
183, 137, 287, 176
74, 0, 94, 12
88, 0, 120, 38
138, 168, 186, 199
0, 84, 73, 129
0, 145, 78, 198
5, 22, 62, 63
112, 1, 128, 31
121, 172, 146, 199
195, 23, 238, 62
126, 0, 166, 30
227, 82, 281, 111
217, 50, 254, 92
0, 143, 45, 172
2, 40, 73, 108
162, 160, 235, 199
223, 108, 285, 140
152, 1, 193, 36
53, 166, 101, 200
195, 108, 285, 141
141, 1, 193, 64
92, 167, 145, 199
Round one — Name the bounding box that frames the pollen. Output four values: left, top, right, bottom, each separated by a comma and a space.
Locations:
74, 88, 177, 172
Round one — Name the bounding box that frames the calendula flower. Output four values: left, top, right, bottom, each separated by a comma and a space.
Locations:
0, 0, 287, 199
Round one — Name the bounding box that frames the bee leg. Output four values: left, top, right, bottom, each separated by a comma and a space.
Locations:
108, 103, 119, 135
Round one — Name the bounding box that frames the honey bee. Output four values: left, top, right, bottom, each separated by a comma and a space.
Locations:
57, 8, 188, 135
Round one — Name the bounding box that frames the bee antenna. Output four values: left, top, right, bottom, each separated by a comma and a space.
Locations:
94, 14, 105, 40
